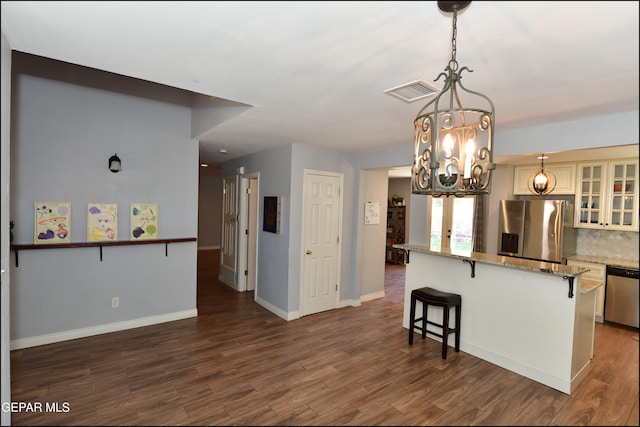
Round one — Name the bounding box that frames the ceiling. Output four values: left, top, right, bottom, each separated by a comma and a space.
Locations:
2, 1, 638, 167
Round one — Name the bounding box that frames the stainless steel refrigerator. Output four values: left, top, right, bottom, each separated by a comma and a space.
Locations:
497, 199, 576, 264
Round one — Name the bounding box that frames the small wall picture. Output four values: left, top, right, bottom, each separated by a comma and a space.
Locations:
364, 201, 381, 225
87, 203, 118, 242
263, 196, 280, 234
130, 203, 158, 240
34, 201, 71, 244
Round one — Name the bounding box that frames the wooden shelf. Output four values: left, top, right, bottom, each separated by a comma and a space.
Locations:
386, 205, 405, 264
10, 237, 197, 267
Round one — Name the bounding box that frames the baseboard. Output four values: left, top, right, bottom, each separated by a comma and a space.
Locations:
360, 291, 385, 302
218, 275, 238, 290
254, 295, 299, 321
10, 309, 198, 350
198, 245, 220, 250
338, 298, 361, 308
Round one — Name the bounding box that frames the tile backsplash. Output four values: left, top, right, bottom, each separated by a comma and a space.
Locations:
576, 229, 639, 262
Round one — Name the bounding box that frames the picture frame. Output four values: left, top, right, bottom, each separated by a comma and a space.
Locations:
87, 203, 118, 242
130, 203, 158, 240
263, 196, 280, 234
364, 201, 381, 225
34, 201, 71, 244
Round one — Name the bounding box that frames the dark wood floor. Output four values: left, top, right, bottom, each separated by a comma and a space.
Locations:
9, 249, 639, 426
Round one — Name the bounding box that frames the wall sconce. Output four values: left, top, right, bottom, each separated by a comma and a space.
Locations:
108, 153, 122, 173
528, 154, 556, 195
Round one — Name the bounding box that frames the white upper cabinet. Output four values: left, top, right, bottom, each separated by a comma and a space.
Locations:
574, 158, 639, 231
513, 163, 576, 195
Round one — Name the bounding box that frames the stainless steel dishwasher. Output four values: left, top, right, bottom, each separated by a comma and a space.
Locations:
605, 266, 640, 329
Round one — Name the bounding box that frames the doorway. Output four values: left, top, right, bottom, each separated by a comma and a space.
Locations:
430, 196, 475, 251
220, 173, 259, 293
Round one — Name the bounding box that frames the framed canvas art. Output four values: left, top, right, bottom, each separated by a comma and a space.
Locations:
263, 196, 280, 234
34, 201, 71, 244
87, 203, 118, 242
130, 203, 158, 240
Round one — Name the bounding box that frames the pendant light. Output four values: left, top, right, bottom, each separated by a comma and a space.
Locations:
412, 1, 495, 197
528, 154, 556, 196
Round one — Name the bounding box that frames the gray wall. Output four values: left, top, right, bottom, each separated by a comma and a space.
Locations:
221, 144, 293, 312
9, 55, 199, 343
358, 169, 388, 299
198, 171, 222, 249
221, 143, 354, 313
1, 31, 12, 427
494, 110, 639, 156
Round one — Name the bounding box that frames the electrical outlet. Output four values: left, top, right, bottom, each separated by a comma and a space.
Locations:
112, 297, 119, 308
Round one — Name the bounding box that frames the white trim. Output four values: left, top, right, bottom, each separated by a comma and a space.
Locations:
218, 274, 238, 291
198, 245, 220, 250
458, 339, 580, 394
10, 309, 198, 350
255, 295, 299, 321
360, 291, 385, 302
338, 298, 361, 308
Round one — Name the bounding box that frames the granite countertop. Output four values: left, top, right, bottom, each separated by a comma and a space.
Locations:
394, 243, 590, 278
567, 255, 639, 270
580, 279, 604, 294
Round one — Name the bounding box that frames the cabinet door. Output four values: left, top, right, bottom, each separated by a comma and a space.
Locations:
606, 160, 638, 231
513, 163, 576, 195
567, 260, 605, 322
575, 162, 607, 228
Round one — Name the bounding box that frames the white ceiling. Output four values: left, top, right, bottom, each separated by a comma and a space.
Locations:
2, 1, 638, 166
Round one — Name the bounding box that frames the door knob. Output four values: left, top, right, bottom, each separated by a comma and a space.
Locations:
306, 250, 312, 255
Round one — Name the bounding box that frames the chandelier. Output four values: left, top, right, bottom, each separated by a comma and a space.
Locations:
528, 154, 556, 195
413, 1, 495, 197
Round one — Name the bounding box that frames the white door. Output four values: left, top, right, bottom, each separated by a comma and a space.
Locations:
301, 170, 342, 316
221, 175, 238, 281
430, 196, 475, 251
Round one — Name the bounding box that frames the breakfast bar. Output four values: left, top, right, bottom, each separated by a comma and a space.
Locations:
395, 243, 600, 394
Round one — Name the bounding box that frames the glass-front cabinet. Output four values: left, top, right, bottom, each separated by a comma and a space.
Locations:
575, 159, 638, 231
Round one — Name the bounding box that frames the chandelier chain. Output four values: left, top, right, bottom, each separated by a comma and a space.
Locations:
449, 10, 459, 71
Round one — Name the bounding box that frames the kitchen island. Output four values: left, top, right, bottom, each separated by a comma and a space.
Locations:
395, 243, 599, 394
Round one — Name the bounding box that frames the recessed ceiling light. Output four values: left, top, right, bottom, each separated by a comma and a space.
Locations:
219, 148, 228, 155
200, 163, 209, 167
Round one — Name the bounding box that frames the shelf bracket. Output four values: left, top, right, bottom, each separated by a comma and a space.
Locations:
14, 250, 19, 268
563, 276, 574, 298
99, 245, 103, 262
463, 259, 476, 278
165, 243, 169, 257
399, 249, 410, 264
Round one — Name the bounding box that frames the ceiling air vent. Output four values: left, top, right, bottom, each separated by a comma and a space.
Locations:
384, 80, 440, 103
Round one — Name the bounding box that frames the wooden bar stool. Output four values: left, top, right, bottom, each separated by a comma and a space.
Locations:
408, 286, 461, 359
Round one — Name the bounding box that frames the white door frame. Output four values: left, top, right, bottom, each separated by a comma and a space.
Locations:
247, 175, 259, 293
220, 175, 239, 288
237, 177, 249, 292
238, 173, 259, 293
299, 169, 343, 316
